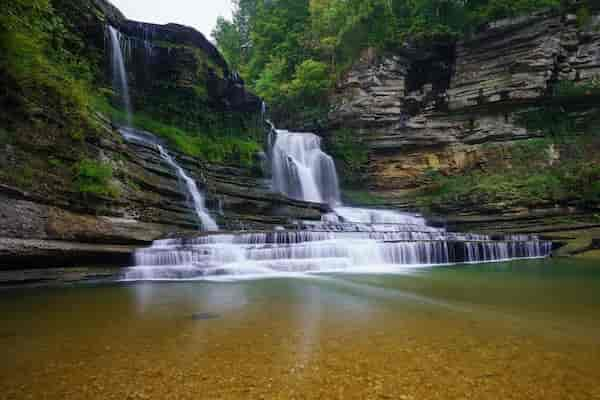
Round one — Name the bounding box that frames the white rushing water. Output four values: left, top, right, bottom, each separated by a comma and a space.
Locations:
108, 26, 218, 231
124, 107, 553, 281
108, 26, 132, 126
119, 127, 218, 231
156, 145, 218, 231
272, 130, 341, 205
125, 230, 552, 281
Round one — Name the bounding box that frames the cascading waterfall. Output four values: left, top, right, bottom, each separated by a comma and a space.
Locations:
106, 26, 217, 231
272, 130, 341, 205
156, 145, 218, 231
108, 26, 132, 126
120, 127, 218, 231
125, 228, 552, 281
125, 96, 553, 280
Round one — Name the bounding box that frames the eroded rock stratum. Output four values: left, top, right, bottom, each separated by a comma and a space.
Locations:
329, 8, 600, 192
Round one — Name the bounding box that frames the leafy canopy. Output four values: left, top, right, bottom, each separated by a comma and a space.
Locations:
212, 0, 562, 118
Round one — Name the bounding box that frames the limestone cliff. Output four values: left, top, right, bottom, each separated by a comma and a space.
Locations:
329, 8, 600, 193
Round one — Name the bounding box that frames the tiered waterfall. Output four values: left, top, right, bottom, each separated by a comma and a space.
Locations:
126, 127, 552, 281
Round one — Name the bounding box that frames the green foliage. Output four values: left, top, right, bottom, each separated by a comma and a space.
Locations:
517, 106, 578, 138
254, 57, 290, 104
517, 82, 600, 139
48, 157, 64, 168
328, 128, 369, 187
466, 0, 561, 29
576, 6, 592, 29
288, 60, 332, 102
0, 0, 95, 134
75, 159, 120, 198
93, 94, 262, 168
342, 190, 388, 206
418, 139, 600, 211
213, 0, 561, 117
553, 79, 600, 97
212, 17, 243, 71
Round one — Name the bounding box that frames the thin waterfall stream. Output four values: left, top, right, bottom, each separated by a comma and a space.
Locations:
156, 144, 218, 231
108, 26, 132, 126
107, 26, 218, 231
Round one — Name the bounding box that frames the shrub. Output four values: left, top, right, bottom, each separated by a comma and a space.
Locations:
328, 128, 369, 187
0, 0, 94, 129
554, 79, 600, 98
576, 6, 592, 29
419, 154, 600, 211
75, 159, 119, 198
288, 60, 332, 104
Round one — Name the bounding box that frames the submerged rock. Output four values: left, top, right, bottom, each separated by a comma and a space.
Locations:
191, 313, 220, 321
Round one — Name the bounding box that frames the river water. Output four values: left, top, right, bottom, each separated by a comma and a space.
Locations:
1, 258, 599, 399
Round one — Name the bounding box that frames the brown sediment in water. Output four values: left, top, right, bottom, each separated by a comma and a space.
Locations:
1, 259, 600, 399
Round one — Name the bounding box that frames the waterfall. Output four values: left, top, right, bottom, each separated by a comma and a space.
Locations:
156, 145, 218, 231
119, 127, 218, 231
125, 229, 552, 281
122, 96, 553, 281
108, 26, 133, 126
272, 130, 341, 205
107, 26, 216, 231
125, 122, 553, 280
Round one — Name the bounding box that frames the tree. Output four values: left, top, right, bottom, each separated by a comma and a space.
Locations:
254, 56, 289, 104
288, 59, 331, 104
233, 0, 258, 60
212, 16, 241, 70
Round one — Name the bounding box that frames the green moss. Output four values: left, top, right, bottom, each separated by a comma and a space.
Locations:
0, 0, 103, 145
327, 128, 369, 188
92, 94, 262, 168
74, 159, 120, 198
417, 139, 600, 212
576, 6, 592, 29
548, 227, 600, 259
48, 157, 64, 168
342, 190, 388, 207
0, 127, 15, 145
16, 166, 35, 189
554, 79, 600, 98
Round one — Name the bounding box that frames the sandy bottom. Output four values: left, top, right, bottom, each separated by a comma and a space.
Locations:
1, 258, 600, 399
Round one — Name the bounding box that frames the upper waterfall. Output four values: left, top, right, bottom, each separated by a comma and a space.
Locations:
271, 130, 341, 205
108, 25, 133, 126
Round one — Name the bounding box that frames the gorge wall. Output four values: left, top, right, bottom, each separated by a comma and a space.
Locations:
0, 0, 325, 271
2, 1, 600, 272
328, 6, 600, 236
329, 7, 600, 192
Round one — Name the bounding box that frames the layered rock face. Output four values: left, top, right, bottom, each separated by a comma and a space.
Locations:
115, 20, 262, 115
54, 0, 261, 123
0, 0, 323, 269
0, 120, 325, 269
329, 8, 600, 192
